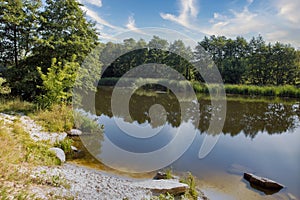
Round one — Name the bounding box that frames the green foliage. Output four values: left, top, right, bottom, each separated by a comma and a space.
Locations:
54, 138, 74, 154
0, 98, 34, 114
37, 57, 79, 108
192, 82, 300, 98
11, 122, 60, 166
180, 172, 198, 200
74, 111, 103, 134
165, 168, 173, 179
0, 0, 98, 100
151, 193, 175, 200
0, 77, 10, 94
198, 35, 300, 86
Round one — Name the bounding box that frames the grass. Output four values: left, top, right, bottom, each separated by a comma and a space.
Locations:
32, 104, 74, 132
0, 101, 78, 199
180, 172, 198, 200
54, 138, 74, 155
151, 193, 175, 200
0, 98, 35, 114
165, 168, 173, 179
74, 110, 104, 134
0, 117, 62, 199
193, 82, 300, 98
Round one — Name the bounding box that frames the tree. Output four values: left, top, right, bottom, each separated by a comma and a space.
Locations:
33, 0, 98, 67
5, 0, 99, 100
270, 42, 298, 85
0, 0, 41, 68
168, 40, 193, 80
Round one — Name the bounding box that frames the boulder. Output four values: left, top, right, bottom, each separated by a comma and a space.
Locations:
244, 173, 284, 194
134, 179, 188, 196
68, 129, 82, 136
49, 147, 66, 163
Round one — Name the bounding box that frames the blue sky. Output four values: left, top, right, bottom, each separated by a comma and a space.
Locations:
78, 0, 300, 47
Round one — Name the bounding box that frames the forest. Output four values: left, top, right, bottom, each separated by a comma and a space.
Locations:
1, 0, 300, 108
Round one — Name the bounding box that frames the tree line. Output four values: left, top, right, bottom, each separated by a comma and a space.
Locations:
100, 35, 300, 87
1, 0, 299, 107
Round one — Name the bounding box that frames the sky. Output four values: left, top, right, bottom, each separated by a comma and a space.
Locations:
78, 0, 300, 48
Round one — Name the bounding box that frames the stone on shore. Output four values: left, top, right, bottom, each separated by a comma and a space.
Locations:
133, 179, 189, 196
67, 129, 82, 136
49, 147, 66, 163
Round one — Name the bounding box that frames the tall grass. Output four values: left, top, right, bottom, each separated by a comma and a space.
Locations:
193, 82, 300, 98
31, 104, 74, 132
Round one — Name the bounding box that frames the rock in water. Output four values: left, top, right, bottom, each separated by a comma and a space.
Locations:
49, 147, 66, 163
244, 173, 284, 194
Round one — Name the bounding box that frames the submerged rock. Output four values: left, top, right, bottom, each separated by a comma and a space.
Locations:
227, 163, 255, 175
49, 147, 66, 163
244, 173, 284, 194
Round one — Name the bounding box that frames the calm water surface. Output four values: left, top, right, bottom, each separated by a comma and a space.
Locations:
79, 87, 300, 199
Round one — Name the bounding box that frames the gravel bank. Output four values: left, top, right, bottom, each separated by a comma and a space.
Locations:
31, 163, 154, 200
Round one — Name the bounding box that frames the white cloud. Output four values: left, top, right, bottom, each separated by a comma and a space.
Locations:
82, 7, 123, 31
275, 0, 300, 25
204, 1, 300, 46
80, 0, 102, 8
126, 15, 137, 30
205, 7, 265, 36
160, 0, 198, 29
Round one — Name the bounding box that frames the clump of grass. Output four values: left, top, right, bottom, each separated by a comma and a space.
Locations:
74, 111, 103, 134
165, 168, 173, 179
32, 104, 74, 132
54, 138, 74, 154
180, 172, 198, 200
151, 193, 175, 200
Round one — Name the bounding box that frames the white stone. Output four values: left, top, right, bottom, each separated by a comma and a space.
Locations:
49, 147, 66, 163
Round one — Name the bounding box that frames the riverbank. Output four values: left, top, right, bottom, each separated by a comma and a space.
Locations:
97, 77, 300, 98
0, 110, 208, 199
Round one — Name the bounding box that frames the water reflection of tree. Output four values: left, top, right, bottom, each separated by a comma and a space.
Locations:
95, 87, 299, 138
221, 100, 299, 138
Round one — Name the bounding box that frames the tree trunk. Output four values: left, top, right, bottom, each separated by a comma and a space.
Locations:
13, 25, 18, 67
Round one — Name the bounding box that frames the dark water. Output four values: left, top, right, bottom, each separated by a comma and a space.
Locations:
84, 87, 300, 198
